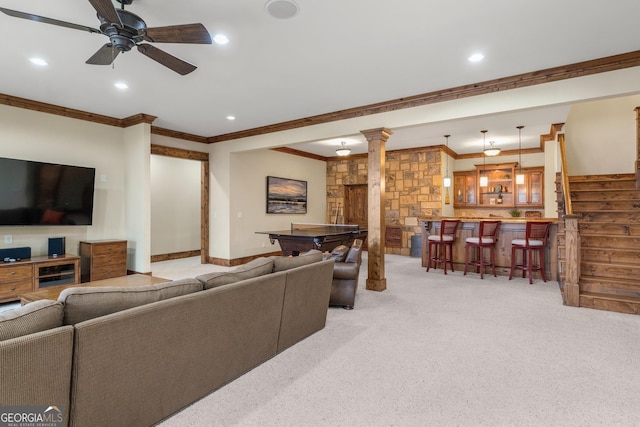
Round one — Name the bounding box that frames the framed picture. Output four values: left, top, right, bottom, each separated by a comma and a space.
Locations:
266, 176, 307, 214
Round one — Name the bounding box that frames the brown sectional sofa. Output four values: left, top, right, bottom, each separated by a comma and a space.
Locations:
326, 239, 364, 309
0, 252, 334, 427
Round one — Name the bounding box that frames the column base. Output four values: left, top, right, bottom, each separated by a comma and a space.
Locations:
564, 282, 580, 307
366, 278, 387, 292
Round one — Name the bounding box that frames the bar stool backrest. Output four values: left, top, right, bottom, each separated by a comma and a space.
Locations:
439, 219, 460, 241
525, 221, 552, 246
479, 220, 501, 241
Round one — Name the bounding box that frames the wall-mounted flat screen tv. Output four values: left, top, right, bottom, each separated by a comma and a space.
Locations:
0, 157, 96, 226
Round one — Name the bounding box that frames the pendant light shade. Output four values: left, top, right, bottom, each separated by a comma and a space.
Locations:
483, 140, 501, 156
336, 141, 351, 156
480, 130, 488, 187
443, 134, 451, 188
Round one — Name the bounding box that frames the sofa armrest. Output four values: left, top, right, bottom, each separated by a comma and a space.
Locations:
333, 262, 359, 279
0, 326, 74, 424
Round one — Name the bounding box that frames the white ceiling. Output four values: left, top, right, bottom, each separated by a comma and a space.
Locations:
292, 104, 573, 158
1, 0, 640, 157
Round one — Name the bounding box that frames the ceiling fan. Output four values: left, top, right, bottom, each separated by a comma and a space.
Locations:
0, 0, 212, 75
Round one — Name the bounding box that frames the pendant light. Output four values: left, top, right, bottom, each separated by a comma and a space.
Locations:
483, 140, 501, 156
336, 141, 351, 156
516, 126, 525, 185
443, 134, 451, 188
443, 134, 451, 205
480, 130, 488, 187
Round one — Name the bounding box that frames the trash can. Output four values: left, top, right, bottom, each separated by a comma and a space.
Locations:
410, 234, 422, 258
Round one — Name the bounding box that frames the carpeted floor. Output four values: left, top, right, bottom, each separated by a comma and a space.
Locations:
155, 254, 640, 427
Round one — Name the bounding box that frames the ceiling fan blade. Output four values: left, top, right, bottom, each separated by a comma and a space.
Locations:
86, 44, 120, 65
0, 7, 101, 33
137, 44, 197, 75
144, 23, 212, 44
87, 0, 122, 26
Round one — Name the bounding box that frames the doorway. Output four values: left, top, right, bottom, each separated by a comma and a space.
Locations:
150, 145, 209, 264
344, 184, 368, 249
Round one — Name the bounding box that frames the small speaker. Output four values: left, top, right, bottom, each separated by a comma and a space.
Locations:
48, 237, 66, 257
0, 246, 31, 261
265, 0, 299, 19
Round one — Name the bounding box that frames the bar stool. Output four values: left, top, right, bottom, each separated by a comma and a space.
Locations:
426, 219, 460, 274
509, 221, 552, 284
464, 220, 501, 279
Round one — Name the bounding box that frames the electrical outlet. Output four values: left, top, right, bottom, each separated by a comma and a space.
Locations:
4, 235, 12, 244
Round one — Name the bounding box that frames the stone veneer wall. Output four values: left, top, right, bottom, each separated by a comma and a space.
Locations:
326, 147, 442, 256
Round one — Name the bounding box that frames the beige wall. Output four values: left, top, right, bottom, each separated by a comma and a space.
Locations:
565, 94, 640, 176
0, 106, 154, 273
150, 155, 201, 256
0, 105, 127, 258
230, 149, 327, 259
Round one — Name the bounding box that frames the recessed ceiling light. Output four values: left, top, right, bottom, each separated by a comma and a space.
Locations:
226, 115, 236, 121
468, 53, 485, 63
213, 34, 229, 45
114, 82, 128, 90
29, 57, 48, 66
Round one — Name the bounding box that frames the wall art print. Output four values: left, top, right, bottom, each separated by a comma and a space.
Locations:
266, 176, 307, 214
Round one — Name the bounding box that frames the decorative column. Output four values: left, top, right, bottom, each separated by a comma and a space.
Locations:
361, 127, 393, 292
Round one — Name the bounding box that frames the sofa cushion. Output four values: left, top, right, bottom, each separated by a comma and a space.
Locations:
0, 299, 63, 341
58, 278, 203, 325
196, 257, 274, 290
344, 246, 361, 263
327, 245, 350, 262
271, 249, 323, 272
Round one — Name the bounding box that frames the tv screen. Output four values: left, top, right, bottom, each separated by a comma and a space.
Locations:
0, 157, 96, 226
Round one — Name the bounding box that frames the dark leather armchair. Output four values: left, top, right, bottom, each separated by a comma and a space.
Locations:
328, 239, 363, 310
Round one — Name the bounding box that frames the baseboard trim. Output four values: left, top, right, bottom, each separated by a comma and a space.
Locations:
209, 251, 282, 267
151, 250, 201, 263
127, 270, 152, 276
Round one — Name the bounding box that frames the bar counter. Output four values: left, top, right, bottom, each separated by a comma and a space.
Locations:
420, 217, 558, 280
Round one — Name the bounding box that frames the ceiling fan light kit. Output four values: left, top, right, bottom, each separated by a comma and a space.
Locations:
0, 0, 212, 75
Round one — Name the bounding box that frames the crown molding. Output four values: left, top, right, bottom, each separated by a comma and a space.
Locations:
150, 126, 209, 144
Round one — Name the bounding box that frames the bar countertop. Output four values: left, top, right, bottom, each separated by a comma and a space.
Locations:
419, 217, 558, 280
419, 217, 558, 224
